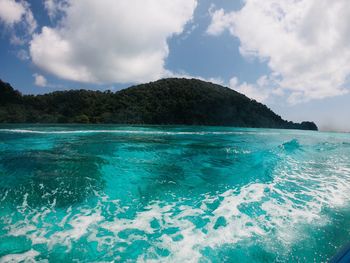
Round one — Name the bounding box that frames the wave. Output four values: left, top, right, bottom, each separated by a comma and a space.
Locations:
1, 127, 350, 261
2, 157, 350, 262
281, 139, 302, 152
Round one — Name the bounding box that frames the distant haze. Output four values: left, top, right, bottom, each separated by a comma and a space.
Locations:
272, 92, 350, 132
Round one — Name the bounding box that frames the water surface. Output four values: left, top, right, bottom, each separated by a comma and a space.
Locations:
0, 125, 350, 262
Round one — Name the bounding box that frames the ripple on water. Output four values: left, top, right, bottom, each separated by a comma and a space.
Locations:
0, 126, 350, 262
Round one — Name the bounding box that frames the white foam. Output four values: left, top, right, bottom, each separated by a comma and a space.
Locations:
2, 150, 350, 261
0, 249, 39, 263
0, 190, 8, 202
49, 209, 104, 251
17, 193, 29, 213
144, 184, 268, 262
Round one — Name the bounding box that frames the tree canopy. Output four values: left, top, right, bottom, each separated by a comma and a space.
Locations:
0, 78, 318, 130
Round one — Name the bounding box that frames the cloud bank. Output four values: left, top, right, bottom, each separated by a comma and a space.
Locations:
30, 0, 197, 84
208, 0, 350, 103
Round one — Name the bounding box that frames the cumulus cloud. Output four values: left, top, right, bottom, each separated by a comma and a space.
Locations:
207, 0, 350, 103
30, 0, 197, 84
0, 0, 36, 42
33, 74, 48, 87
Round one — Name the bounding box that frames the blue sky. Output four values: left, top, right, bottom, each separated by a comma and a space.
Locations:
0, 0, 350, 131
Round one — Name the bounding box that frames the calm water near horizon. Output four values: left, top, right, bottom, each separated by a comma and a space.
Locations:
1, 125, 350, 262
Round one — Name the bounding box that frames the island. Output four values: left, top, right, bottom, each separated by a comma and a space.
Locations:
0, 78, 317, 130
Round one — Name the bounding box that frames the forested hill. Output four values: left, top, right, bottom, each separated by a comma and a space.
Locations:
0, 78, 317, 130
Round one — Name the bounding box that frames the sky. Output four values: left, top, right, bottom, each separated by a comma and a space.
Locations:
0, 0, 350, 132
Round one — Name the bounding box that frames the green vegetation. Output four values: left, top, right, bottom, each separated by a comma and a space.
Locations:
0, 78, 318, 130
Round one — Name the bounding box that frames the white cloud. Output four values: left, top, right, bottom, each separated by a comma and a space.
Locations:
229, 77, 239, 89
44, 0, 69, 20
30, 0, 197, 84
0, 0, 37, 43
0, 0, 24, 25
207, 0, 350, 103
207, 7, 234, 36
33, 74, 48, 87
228, 75, 277, 102
16, 48, 29, 60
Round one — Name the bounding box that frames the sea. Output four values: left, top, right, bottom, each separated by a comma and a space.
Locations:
0, 125, 350, 262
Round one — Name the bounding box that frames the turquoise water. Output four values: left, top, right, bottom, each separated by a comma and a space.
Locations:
1, 125, 350, 262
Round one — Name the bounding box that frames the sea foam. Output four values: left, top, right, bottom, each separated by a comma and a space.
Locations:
0, 126, 349, 262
